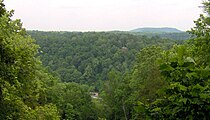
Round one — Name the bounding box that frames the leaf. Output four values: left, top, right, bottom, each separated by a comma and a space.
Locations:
185, 57, 195, 63
199, 69, 210, 78
137, 101, 144, 106
134, 101, 145, 113
186, 72, 198, 79
182, 62, 195, 68
200, 93, 210, 99
179, 98, 188, 104
192, 84, 205, 91
178, 84, 187, 91
151, 107, 161, 112
159, 64, 174, 71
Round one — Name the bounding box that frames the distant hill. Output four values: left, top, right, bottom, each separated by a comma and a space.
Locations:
128, 27, 191, 40
131, 27, 183, 33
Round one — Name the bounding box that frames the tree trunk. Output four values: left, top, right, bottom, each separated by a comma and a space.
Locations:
122, 101, 127, 120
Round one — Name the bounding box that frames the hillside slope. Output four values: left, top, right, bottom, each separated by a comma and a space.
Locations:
28, 31, 182, 88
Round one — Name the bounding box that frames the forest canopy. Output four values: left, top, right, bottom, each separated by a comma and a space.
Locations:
28, 31, 183, 89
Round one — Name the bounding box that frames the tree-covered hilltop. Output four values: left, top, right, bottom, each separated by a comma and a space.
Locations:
130, 27, 183, 33
28, 31, 183, 88
129, 27, 191, 40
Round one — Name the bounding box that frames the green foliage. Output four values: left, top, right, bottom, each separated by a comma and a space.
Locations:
149, 45, 210, 119
129, 46, 167, 119
2, 0, 208, 119
28, 31, 179, 88
100, 46, 168, 120
47, 82, 97, 120
101, 69, 132, 120
92, 98, 109, 119
147, 2, 210, 119
23, 104, 60, 120
25, 31, 181, 120
0, 0, 5, 16
130, 31, 190, 40
0, 1, 60, 119
188, 1, 210, 66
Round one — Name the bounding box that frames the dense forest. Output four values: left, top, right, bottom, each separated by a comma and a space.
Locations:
129, 31, 191, 40
1, 0, 210, 120
28, 31, 183, 90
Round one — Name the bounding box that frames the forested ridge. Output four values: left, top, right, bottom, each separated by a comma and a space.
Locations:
28, 31, 182, 89
130, 32, 191, 40
1, 0, 210, 120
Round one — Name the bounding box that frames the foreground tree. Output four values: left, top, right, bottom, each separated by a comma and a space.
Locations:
102, 69, 132, 120
149, 1, 210, 119
47, 82, 97, 120
0, 1, 59, 119
130, 46, 166, 119
150, 45, 210, 119
189, 0, 210, 66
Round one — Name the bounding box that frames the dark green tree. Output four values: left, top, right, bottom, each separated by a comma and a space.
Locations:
130, 46, 166, 119
149, 1, 210, 118
102, 69, 133, 120
150, 45, 210, 119
47, 82, 97, 120
0, 1, 59, 119
189, 1, 210, 66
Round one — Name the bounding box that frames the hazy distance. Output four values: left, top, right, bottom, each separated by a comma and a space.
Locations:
5, 0, 203, 31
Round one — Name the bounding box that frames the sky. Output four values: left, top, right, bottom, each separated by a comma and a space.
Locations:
5, 0, 203, 31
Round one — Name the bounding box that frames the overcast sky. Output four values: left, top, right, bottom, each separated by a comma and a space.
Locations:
5, 0, 203, 31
